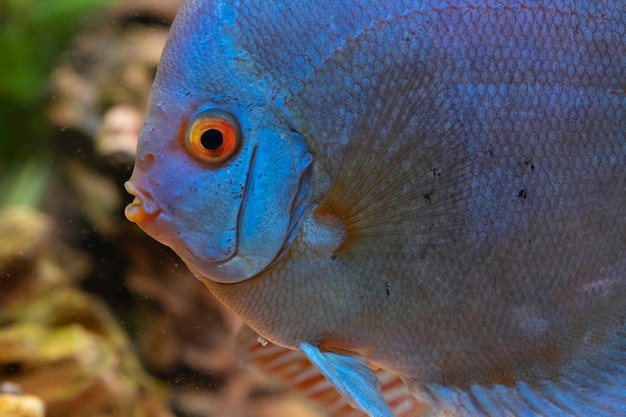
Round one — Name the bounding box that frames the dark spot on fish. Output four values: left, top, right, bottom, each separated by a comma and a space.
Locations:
145, 153, 154, 161
385, 282, 390, 296
270, 87, 281, 100
523, 159, 535, 170
432, 167, 442, 177
422, 193, 431, 202
331, 253, 338, 260
518, 189, 527, 199
486, 147, 494, 158
185, 91, 192, 97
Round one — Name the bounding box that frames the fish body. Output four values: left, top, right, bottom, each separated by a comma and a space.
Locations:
125, 0, 626, 415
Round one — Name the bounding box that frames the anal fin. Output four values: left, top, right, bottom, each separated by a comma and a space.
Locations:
408, 329, 626, 416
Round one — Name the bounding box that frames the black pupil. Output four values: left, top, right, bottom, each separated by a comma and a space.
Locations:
200, 129, 223, 150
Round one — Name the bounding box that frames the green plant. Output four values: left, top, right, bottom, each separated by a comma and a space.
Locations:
0, 0, 114, 207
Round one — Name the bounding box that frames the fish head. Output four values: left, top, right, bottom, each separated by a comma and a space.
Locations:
124, 1, 312, 283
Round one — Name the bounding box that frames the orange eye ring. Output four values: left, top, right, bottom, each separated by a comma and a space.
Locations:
186, 110, 241, 163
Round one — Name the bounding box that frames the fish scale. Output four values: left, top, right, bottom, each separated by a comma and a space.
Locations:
125, 0, 626, 415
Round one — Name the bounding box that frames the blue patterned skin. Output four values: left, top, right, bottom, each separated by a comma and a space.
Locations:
126, 1, 626, 415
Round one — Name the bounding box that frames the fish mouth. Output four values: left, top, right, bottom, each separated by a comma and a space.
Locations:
124, 181, 161, 225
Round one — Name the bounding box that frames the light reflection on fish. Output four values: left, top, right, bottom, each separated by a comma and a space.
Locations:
125, 0, 626, 415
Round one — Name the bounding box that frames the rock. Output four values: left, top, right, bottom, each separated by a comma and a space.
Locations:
47, 5, 175, 146
126, 244, 242, 375
96, 105, 144, 158
0, 206, 173, 417
0, 288, 173, 417
0, 394, 44, 417
0, 206, 88, 312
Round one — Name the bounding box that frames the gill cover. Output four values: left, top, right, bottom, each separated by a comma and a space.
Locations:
182, 107, 312, 284
128, 100, 312, 284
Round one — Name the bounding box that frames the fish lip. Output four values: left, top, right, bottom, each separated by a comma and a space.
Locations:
124, 181, 161, 224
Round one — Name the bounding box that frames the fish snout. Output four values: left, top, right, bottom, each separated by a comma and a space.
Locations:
124, 181, 161, 224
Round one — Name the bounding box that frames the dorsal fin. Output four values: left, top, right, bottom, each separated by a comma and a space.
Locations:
313, 60, 473, 254
237, 326, 429, 416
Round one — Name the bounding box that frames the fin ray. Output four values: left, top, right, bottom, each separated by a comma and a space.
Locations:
469, 384, 507, 416
299, 342, 395, 417
492, 384, 537, 416
408, 327, 626, 416
315, 58, 473, 254
516, 383, 554, 415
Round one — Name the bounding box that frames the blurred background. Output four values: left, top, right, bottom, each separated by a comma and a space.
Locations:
0, 1, 330, 416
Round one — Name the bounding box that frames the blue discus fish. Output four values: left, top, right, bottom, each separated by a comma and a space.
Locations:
125, 1, 626, 415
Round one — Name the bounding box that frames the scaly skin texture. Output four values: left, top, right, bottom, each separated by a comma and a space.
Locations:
128, 0, 626, 393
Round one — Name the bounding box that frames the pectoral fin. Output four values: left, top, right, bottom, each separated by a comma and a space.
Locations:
299, 342, 394, 417
238, 327, 428, 416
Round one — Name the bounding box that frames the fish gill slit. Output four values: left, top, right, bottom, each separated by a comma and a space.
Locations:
235, 144, 258, 255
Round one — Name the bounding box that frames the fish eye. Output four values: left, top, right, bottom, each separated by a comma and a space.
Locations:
186, 110, 240, 162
